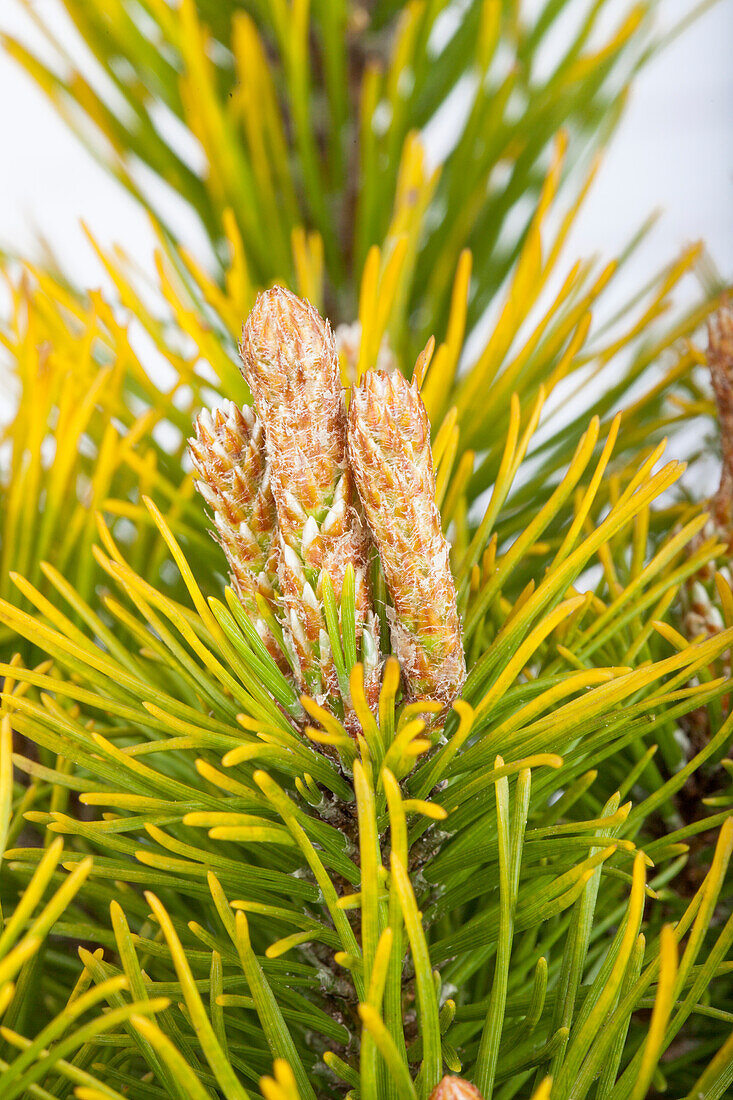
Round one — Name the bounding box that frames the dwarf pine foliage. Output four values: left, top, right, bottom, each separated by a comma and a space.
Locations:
0, 3, 732, 1099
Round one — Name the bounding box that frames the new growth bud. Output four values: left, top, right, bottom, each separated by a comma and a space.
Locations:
189, 401, 282, 662
429, 1075, 484, 1100
240, 287, 379, 713
348, 369, 465, 705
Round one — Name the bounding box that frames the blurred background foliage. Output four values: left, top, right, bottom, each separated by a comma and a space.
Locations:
0, 0, 727, 627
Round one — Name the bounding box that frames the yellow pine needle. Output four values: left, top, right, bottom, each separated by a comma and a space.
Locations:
334, 952, 363, 972
714, 572, 733, 626
456, 135, 568, 417
544, 155, 602, 277
300, 696, 349, 742
481, 455, 686, 645
263, 931, 316, 960
207, 824, 295, 845
0, 982, 15, 1017
0, 716, 13, 856
129, 1015, 213, 1100
304, 727, 355, 754
82, 228, 169, 348
596, 536, 624, 599
260, 1058, 300, 1100
294, 773, 321, 807
358, 1003, 418, 1100
203, 814, 292, 845
397, 701, 444, 729
8, 573, 92, 653
154, 253, 235, 383
422, 249, 472, 420
476, 0, 501, 71
146, 888, 249, 1100
530, 804, 631, 838
418, 700, 475, 788
378, 656, 401, 741
0, 938, 43, 989
557, 853, 647, 1095
374, 237, 409, 346
231, 13, 297, 215
413, 336, 436, 390
432, 407, 459, 471
356, 246, 381, 381
459, 387, 544, 579
337, 893, 365, 911
631, 503, 651, 581
80, 793, 174, 811
435, 426, 460, 509
474, 755, 566, 788
366, 926, 393, 1008
542, 310, 593, 396
535, 130, 569, 224
56, 1088, 115, 1100
441, 449, 475, 529
566, 5, 645, 86
383, 719, 431, 777
142, 497, 238, 652
503, 581, 537, 630
475, 595, 586, 721
124, 737, 202, 757
142, 701, 238, 744
387, 132, 441, 266
482, 539, 498, 582
653, 620, 696, 651
404, 739, 432, 758
554, 591, 594, 648
622, 586, 680, 665
231, 52, 289, 263
213, 213, 251, 312
574, 512, 712, 650
178, 245, 246, 337
556, 644, 591, 672
629, 925, 678, 1100
291, 227, 324, 311
349, 664, 382, 748
401, 799, 448, 820
254, 768, 365, 995
356, 239, 409, 382
221, 743, 282, 768
384, 1, 421, 108
356, 61, 382, 259
0, 653, 22, 699
236, 713, 292, 737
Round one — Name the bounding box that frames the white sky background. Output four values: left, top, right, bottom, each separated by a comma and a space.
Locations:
0, 0, 730, 353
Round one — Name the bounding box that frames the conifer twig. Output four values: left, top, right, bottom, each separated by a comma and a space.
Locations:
348, 370, 465, 705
